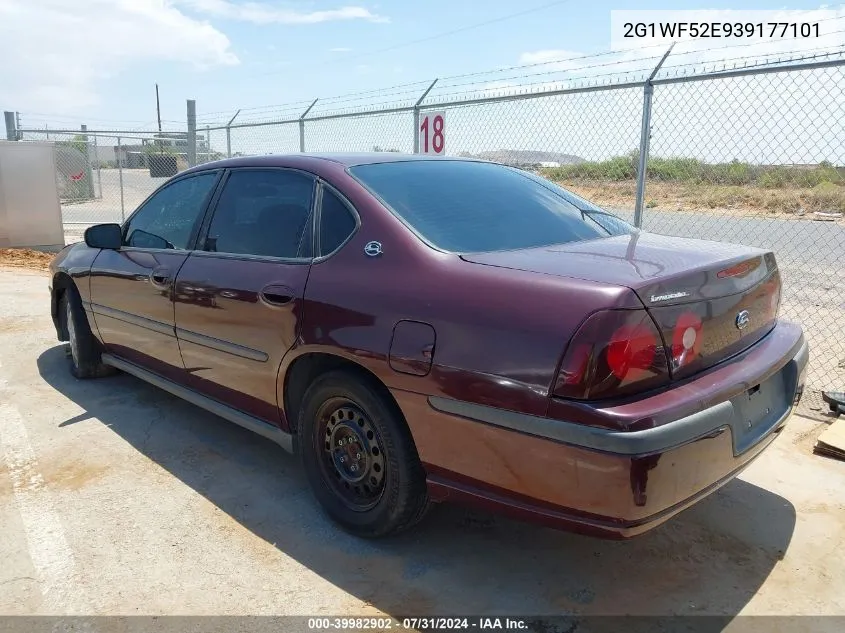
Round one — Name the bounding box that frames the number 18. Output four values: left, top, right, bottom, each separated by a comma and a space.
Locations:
420, 114, 444, 154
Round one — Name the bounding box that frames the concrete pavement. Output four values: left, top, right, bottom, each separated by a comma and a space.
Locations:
1, 267, 844, 618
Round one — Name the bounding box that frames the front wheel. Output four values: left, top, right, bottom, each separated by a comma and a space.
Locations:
298, 370, 430, 537
62, 288, 114, 379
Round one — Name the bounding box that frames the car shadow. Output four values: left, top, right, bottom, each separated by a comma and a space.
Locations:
37, 345, 796, 617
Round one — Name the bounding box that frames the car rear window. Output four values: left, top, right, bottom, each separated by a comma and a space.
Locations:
349, 160, 607, 253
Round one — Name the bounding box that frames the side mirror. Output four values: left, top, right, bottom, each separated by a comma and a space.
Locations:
84, 223, 122, 250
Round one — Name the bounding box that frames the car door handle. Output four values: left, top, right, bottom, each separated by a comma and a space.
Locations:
260, 291, 293, 306
259, 284, 296, 308
150, 267, 171, 288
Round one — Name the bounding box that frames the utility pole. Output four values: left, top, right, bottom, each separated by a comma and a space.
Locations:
155, 83, 163, 149
187, 100, 197, 167
3, 112, 16, 141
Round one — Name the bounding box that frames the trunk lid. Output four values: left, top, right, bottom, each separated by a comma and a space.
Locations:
461, 232, 781, 379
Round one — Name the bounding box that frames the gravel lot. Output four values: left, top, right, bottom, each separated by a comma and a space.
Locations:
1, 267, 844, 620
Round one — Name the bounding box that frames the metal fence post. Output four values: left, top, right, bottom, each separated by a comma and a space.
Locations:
187, 100, 197, 167
412, 80, 438, 153
93, 134, 102, 198
80, 124, 95, 199
299, 99, 318, 152
225, 109, 240, 158
633, 44, 674, 228
205, 125, 210, 163
4, 111, 16, 140
117, 136, 125, 222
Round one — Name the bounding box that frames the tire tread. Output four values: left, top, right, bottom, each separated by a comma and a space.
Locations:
298, 369, 429, 537
61, 286, 114, 379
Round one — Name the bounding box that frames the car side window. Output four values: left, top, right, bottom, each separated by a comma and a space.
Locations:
123, 173, 218, 249
319, 188, 357, 256
204, 170, 315, 259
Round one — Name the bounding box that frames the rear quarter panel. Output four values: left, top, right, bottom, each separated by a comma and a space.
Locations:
285, 166, 642, 418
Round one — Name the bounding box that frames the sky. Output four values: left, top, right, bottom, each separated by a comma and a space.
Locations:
2, 0, 844, 133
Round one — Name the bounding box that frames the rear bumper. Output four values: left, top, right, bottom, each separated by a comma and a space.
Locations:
399, 321, 808, 538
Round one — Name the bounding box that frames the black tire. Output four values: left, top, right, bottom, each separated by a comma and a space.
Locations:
61, 286, 114, 379
298, 369, 430, 537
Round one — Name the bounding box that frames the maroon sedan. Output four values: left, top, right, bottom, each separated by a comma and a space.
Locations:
48, 154, 808, 538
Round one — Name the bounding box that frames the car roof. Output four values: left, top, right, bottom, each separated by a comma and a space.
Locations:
189, 152, 486, 171
304, 152, 474, 166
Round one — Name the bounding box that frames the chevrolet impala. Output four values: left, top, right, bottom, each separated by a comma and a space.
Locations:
48, 154, 808, 538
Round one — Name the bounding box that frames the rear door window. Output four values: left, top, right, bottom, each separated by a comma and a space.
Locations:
318, 188, 357, 256
203, 169, 315, 259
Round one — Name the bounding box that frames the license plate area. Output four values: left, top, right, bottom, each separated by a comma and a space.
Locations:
729, 368, 791, 455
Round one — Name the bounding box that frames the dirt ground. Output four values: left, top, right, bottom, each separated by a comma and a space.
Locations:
0, 266, 843, 623
564, 180, 845, 221
0, 249, 54, 272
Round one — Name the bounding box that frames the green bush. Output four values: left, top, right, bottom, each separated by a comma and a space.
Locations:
544, 156, 841, 189
759, 168, 788, 188
649, 157, 705, 182
795, 165, 840, 187
545, 152, 638, 181
709, 160, 752, 185
143, 142, 176, 156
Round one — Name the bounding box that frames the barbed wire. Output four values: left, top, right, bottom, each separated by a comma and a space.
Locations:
284, 47, 845, 118
202, 37, 845, 126
431, 54, 665, 93
656, 41, 845, 76
22, 13, 845, 131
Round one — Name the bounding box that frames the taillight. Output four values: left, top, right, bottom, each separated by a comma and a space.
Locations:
670, 311, 702, 370
717, 256, 763, 279
607, 322, 658, 380
768, 277, 781, 318
553, 310, 670, 400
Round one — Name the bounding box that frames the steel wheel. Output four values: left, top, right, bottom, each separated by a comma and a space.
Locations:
316, 398, 386, 512
299, 370, 430, 537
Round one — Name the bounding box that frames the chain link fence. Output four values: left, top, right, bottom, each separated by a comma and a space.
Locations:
642, 63, 845, 397
304, 111, 413, 154
6, 54, 844, 394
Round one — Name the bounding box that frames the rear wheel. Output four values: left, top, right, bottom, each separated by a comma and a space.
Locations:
61, 287, 114, 379
299, 370, 429, 537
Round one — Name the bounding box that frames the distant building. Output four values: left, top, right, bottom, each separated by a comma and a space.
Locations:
150, 132, 209, 153
112, 134, 210, 168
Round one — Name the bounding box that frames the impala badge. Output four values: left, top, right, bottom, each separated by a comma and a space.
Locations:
364, 241, 383, 257
735, 310, 751, 330
650, 291, 690, 303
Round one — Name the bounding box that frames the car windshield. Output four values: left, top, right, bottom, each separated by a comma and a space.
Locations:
349, 160, 618, 253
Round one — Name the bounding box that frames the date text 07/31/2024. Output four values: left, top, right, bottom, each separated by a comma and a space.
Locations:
307, 617, 530, 630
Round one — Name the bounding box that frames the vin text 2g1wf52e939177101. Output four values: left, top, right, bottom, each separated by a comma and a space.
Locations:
48, 153, 808, 538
